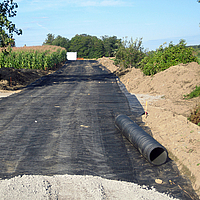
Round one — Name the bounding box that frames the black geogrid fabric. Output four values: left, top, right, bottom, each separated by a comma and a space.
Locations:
0, 60, 198, 200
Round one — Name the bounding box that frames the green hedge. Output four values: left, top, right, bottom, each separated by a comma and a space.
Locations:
139, 40, 198, 76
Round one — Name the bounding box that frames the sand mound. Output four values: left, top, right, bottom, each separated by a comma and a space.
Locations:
120, 62, 200, 100
97, 57, 118, 73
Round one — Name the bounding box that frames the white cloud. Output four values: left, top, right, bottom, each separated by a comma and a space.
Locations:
36, 23, 52, 32
17, 0, 133, 13
26, 0, 131, 8
80, 0, 127, 7
100, 0, 125, 6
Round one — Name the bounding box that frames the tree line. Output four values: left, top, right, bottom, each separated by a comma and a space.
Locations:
43, 33, 121, 59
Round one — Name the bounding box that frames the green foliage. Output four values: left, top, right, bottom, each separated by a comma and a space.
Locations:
43, 34, 70, 50
0, 48, 67, 70
189, 45, 200, 63
114, 37, 146, 68
184, 85, 200, 99
0, 0, 22, 49
43, 33, 55, 45
139, 40, 198, 76
52, 35, 70, 50
69, 34, 104, 59
101, 35, 121, 57
43, 33, 121, 59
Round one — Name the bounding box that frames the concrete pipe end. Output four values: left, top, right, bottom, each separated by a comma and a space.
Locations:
149, 147, 168, 166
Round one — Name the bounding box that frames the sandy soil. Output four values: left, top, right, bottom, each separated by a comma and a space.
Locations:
98, 58, 200, 197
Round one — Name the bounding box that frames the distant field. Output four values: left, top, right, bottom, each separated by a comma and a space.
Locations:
0, 45, 67, 70
11, 45, 66, 53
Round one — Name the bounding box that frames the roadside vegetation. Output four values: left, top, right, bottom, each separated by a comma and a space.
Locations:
113, 38, 198, 75
184, 86, 200, 100
0, 45, 67, 70
114, 37, 146, 68
139, 40, 198, 76
189, 44, 200, 63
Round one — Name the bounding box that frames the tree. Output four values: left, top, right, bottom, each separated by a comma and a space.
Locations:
101, 35, 121, 57
43, 33, 55, 45
52, 35, 70, 50
42, 33, 121, 59
69, 34, 104, 58
115, 37, 145, 68
0, 0, 22, 49
90, 36, 104, 58
43, 34, 70, 50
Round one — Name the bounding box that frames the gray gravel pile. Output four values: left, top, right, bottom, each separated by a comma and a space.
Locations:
0, 174, 179, 200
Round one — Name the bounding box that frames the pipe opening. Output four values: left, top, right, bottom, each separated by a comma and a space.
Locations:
150, 147, 168, 165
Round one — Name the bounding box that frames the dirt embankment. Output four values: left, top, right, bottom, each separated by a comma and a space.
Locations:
0, 64, 64, 91
98, 57, 200, 197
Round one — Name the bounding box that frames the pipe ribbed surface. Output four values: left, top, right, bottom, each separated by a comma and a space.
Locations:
115, 114, 168, 166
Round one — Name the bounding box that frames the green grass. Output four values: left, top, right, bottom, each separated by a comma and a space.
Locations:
197, 56, 200, 64
184, 86, 200, 99
185, 85, 200, 126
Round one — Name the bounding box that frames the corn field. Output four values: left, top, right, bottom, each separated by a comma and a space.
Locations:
0, 47, 67, 70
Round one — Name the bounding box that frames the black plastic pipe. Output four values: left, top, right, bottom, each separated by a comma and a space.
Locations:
115, 114, 168, 166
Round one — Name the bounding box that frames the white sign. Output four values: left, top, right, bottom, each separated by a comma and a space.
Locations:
67, 52, 77, 60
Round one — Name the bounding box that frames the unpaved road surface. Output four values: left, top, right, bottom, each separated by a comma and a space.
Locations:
0, 61, 198, 199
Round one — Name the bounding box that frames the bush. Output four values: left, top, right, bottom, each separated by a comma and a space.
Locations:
114, 37, 146, 69
139, 40, 198, 76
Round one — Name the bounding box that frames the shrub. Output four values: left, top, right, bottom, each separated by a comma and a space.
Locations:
139, 40, 198, 76
114, 37, 146, 69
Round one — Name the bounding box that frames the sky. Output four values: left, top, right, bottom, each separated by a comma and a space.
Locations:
11, 0, 200, 50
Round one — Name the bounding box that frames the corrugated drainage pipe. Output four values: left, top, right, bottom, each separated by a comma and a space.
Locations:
115, 114, 168, 166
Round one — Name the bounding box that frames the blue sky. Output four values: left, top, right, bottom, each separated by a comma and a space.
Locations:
12, 0, 200, 50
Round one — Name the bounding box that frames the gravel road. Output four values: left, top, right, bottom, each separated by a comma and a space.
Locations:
0, 60, 197, 199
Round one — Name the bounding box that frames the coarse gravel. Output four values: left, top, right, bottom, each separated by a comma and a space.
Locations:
0, 174, 179, 200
